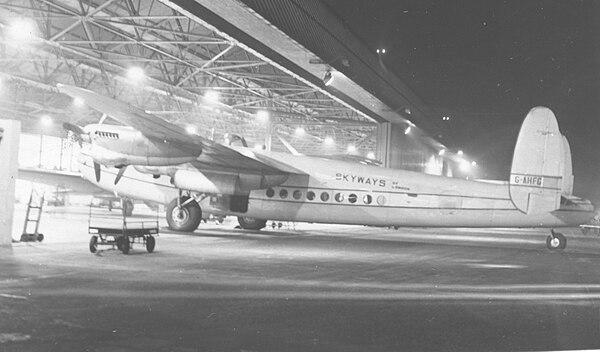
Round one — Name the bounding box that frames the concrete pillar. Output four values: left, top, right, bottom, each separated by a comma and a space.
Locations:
0, 119, 20, 245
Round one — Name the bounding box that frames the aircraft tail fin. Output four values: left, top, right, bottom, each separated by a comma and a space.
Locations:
509, 107, 564, 214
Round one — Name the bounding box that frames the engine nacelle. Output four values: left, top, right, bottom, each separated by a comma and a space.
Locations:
172, 169, 288, 195
83, 124, 201, 166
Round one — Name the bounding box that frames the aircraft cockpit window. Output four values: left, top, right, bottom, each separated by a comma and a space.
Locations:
348, 194, 357, 203
320, 192, 330, 202
279, 189, 288, 199
266, 188, 275, 198
306, 191, 316, 201
334, 193, 344, 202
293, 190, 302, 200
363, 194, 372, 204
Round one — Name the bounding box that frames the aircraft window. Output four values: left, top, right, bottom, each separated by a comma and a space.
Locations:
334, 193, 344, 202
293, 190, 302, 200
320, 192, 330, 202
279, 189, 288, 199
307, 191, 315, 201
377, 195, 386, 205
363, 194, 372, 204
348, 193, 357, 203
266, 188, 275, 198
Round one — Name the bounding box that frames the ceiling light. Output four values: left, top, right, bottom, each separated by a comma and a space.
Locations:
294, 127, 305, 136
347, 144, 356, 153
256, 110, 269, 123
40, 115, 52, 126
438, 149, 446, 156
6, 18, 38, 43
404, 125, 412, 135
367, 152, 376, 159
185, 125, 197, 135
324, 136, 334, 145
204, 90, 219, 103
126, 66, 145, 84
323, 71, 334, 86
457, 150, 463, 156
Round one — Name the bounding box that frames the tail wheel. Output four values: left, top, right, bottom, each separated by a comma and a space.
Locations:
166, 197, 202, 232
546, 232, 567, 251
237, 217, 267, 230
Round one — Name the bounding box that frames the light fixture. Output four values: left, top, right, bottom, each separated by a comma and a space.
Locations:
323, 71, 334, 86
438, 149, 446, 156
347, 144, 356, 153
459, 160, 471, 173
324, 136, 334, 145
40, 115, 52, 126
256, 110, 269, 123
404, 125, 412, 135
367, 152, 376, 159
471, 161, 477, 167
126, 66, 145, 84
185, 125, 197, 135
294, 127, 305, 136
457, 150, 464, 156
204, 90, 219, 103
6, 18, 38, 43
376, 48, 386, 54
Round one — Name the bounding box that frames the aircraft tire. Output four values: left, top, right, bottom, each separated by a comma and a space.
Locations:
146, 236, 156, 253
237, 217, 267, 230
89, 236, 98, 253
166, 197, 202, 232
546, 232, 567, 251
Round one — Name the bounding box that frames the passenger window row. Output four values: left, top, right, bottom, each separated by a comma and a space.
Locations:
265, 188, 386, 205
94, 131, 119, 139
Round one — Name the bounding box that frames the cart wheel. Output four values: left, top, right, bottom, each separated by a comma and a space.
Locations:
89, 236, 98, 253
121, 237, 130, 254
37, 234, 44, 242
146, 236, 155, 253
116, 236, 123, 250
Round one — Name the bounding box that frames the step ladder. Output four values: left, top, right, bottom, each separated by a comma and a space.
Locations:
20, 190, 45, 242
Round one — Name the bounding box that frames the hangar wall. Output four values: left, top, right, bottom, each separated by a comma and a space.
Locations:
0, 119, 20, 245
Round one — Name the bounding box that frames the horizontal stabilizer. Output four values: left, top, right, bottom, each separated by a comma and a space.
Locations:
509, 107, 563, 214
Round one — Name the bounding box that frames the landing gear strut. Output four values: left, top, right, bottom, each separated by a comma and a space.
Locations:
166, 196, 202, 232
546, 229, 567, 251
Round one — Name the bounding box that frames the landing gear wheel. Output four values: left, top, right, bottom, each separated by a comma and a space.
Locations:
89, 235, 98, 253
146, 236, 155, 253
37, 234, 44, 242
116, 236, 123, 251
546, 232, 567, 251
120, 237, 130, 254
237, 217, 267, 230
166, 197, 202, 232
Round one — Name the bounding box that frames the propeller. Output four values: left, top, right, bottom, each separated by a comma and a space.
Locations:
63, 122, 88, 147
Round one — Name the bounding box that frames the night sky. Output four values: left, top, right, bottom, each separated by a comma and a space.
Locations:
322, 0, 600, 203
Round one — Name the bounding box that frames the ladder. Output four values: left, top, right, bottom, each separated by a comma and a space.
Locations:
20, 189, 45, 242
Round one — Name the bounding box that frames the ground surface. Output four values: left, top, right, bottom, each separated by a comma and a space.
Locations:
2, 206, 600, 351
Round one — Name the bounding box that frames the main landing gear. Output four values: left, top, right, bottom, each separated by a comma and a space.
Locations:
546, 229, 567, 251
237, 217, 267, 230
166, 196, 202, 232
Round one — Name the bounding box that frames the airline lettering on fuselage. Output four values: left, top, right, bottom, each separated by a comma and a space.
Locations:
336, 173, 386, 188
513, 175, 543, 186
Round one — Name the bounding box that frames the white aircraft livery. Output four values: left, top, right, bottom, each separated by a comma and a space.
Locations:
56, 84, 594, 251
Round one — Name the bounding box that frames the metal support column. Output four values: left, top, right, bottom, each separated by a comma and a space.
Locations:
0, 119, 21, 245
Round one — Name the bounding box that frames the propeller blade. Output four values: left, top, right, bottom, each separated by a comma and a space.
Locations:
62, 122, 85, 135
114, 166, 127, 185
93, 162, 101, 182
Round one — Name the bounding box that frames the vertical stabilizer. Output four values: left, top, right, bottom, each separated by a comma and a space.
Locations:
509, 107, 563, 214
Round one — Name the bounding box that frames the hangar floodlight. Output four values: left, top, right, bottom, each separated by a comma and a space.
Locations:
347, 144, 356, 153
404, 125, 412, 135
185, 125, 197, 135
294, 127, 305, 136
126, 66, 146, 84
324, 136, 334, 145
471, 161, 477, 167
438, 149, 446, 156
6, 18, 38, 43
204, 90, 219, 103
457, 150, 464, 156
459, 159, 471, 173
367, 152, 376, 159
73, 96, 85, 108
376, 48, 386, 54
256, 110, 269, 123
40, 115, 52, 126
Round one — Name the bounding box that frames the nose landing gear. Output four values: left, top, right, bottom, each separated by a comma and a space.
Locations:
546, 229, 567, 251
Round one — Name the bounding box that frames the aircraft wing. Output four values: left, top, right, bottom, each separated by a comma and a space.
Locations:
57, 84, 303, 176
18, 167, 105, 194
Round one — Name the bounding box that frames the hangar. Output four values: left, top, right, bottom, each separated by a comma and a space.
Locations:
1, 0, 599, 350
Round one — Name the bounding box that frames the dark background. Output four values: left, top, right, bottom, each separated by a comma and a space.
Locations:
322, 0, 600, 204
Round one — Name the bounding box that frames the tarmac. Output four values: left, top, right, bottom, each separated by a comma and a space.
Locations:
2, 205, 600, 351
